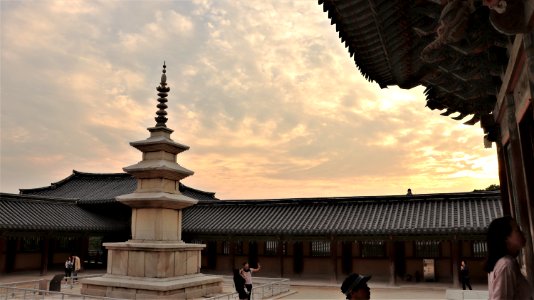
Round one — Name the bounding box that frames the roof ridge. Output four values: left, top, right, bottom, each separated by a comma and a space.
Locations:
179, 182, 216, 196
19, 170, 78, 193
1, 192, 78, 203
72, 170, 132, 177
220, 190, 500, 202
19, 170, 133, 193
198, 193, 500, 206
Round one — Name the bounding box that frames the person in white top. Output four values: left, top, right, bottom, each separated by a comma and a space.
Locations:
240, 262, 261, 300
486, 216, 533, 300
64, 257, 73, 282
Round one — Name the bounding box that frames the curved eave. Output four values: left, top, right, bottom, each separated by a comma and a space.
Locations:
319, 0, 425, 89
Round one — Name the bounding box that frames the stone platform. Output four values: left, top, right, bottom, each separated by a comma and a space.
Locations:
81, 242, 223, 299
82, 273, 222, 299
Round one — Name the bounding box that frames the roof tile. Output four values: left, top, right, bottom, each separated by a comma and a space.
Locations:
183, 192, 502, 236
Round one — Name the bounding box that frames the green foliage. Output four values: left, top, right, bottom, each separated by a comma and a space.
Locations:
484, 184, 500, 191
473, 184, 500, 192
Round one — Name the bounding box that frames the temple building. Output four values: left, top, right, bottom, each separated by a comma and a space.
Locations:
2, 180, 502, 285
3, 0, 533, 289
318, 0, 534, 285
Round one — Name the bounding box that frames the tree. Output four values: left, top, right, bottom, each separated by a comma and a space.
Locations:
473, 184, 500, 192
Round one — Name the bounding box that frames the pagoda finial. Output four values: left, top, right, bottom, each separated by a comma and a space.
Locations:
155, 61, 170, 127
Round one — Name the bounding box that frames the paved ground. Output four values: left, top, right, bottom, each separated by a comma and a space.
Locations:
284, 280, 488, 300
0, 269, 488, 300
283, 285, 445, 299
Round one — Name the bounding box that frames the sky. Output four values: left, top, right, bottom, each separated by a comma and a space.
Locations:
0, 0, 499, 200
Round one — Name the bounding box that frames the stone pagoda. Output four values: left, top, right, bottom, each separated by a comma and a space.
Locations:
82, 63, 223, 299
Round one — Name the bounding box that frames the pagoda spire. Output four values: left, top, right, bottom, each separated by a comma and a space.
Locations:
155, 61, 169, 127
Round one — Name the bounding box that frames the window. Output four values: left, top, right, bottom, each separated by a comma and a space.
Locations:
222, 241, 230, 255
88, 236, 103, 251
87, 236, 104, 264
56, 237, 76, 252
282, 241, 288, 256
21, 238, 41, 252
311, 241, 330, 257
415, 241, 440, 258
264, 241, 278, 255
472, 241, 487, 258
235, 241, 244, 255
361, 241, 385, 258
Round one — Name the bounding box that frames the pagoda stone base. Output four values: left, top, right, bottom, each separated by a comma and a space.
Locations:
81, 241, 223, 299
82, 274, 222, 299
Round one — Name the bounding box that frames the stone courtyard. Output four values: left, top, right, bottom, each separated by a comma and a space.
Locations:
0, 269, 489, 299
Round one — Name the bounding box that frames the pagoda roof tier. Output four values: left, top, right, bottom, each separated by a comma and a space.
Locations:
117, 192, 198, 209
123, 160, 194, 181
130, 134, 190, 155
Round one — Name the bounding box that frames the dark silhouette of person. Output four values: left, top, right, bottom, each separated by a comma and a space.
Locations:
406, 188, 413, 196
341, 273, 371, 300
233, 268, 248, 300
486, 216, 532, 300
460, 260, 472, 290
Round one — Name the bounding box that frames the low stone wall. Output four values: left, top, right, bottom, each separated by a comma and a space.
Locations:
445, 289, 489, 300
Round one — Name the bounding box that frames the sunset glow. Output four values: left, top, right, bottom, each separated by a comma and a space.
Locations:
0, 0, 499, 199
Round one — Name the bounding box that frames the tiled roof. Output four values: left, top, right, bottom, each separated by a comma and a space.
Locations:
183, 191, 502, 237
318, 0, 509, 132
20, 170, 218, 203
0, 193, 128, 232
319, 0, 422, 89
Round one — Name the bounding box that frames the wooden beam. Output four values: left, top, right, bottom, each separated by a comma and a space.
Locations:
494, 35, 525, 121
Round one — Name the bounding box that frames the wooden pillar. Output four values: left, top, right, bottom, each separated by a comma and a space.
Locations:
517, 116, 534, 283
387, 239, 396, 286
496, 141, 511, 216
6, 239, 17, 273
278, 237, 284, 278
40, 238, 49, 275
78, 237, 89, 263
504, 92, 534, 283
331, 236, 338, 283
520, 31, 534, 284
451, 239, 460, 288
230, 238, 236, 269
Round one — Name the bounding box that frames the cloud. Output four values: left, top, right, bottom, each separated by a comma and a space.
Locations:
0, 1, 498, 198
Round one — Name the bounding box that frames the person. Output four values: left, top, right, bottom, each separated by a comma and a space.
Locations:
406, 188, 413, 196
240, 262, 261, 300
486, 216, 533, 300
233, 268, 248, 300
64, 257, 73, 282
340, 273, 371, 300
460, 260, 472, 290
72, 255, 81, 283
